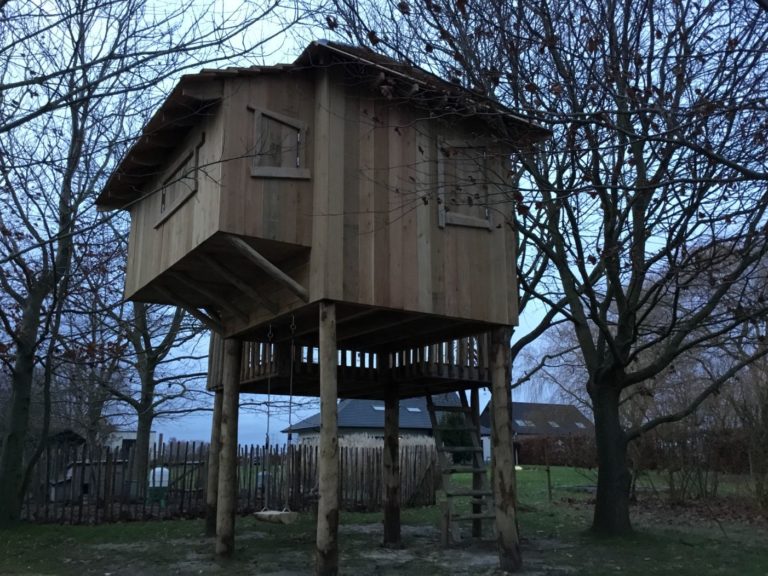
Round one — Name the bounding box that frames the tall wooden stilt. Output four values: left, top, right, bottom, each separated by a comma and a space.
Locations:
490, 327, 522, 572
215, 338, 242, 558
470, 386, 483, 539
205, 333, 225, 538
382, 366, 401, 547
316, 302, 339, 576
205, 387, 223, 537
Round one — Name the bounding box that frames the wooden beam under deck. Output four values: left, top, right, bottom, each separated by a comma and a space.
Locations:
171, 271, 249, 321
233, 303, 496, 351
198, 253, 279, 315
226, 236, 309, 303
155, 286, 223, 333
239, 362, 490, 400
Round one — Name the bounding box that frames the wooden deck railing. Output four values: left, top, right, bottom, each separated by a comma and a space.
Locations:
240, 335, 491, 384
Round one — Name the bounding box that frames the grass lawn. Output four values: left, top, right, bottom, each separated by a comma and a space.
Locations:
1, 466, 766, 575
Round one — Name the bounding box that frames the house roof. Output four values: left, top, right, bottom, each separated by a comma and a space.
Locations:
283, 392, 459, 434
479, 402, 594, 437
97, 40, 550, 209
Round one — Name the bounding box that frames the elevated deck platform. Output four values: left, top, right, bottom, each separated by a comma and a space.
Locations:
237, 335, 491, 400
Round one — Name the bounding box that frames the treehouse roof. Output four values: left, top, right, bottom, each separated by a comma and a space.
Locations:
97, 40, 549, 209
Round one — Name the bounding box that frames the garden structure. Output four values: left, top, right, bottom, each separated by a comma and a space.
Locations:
97, 40, 549, 574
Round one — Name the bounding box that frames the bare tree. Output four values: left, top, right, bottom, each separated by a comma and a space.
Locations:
0, 0, 304, 525
326, 0, 768, 536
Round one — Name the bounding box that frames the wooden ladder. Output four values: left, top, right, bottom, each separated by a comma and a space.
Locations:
427, 390, 494, 546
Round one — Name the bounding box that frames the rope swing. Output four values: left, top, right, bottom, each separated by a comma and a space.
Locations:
254, 319, 299, 525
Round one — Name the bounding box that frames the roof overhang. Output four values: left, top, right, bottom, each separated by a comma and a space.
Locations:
97, 41, 551, 211
295, 40, 551, 145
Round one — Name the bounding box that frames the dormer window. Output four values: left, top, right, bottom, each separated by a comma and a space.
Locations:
249, 107, 310, 179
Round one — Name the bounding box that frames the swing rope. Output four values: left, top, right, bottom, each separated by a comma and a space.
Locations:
256, 319, 298, 521
283, 315, 296, 512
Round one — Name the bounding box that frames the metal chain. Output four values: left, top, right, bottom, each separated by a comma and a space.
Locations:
263, 325, 273, 511
284, 316, 297, 511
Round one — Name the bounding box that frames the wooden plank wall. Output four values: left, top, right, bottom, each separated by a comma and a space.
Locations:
125, 68, 518, 329
125, 111, 225, 299
312, 71, 518, 326
223, 69, 517, 330
218, 74, 315, 248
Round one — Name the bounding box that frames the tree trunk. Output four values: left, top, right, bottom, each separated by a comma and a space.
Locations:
591, 383, 632, 536
130, 406, 154, 501
0, 291, 45, 527
0, 365, 34, 527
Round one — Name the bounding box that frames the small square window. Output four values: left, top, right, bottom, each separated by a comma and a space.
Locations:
549, 421, 560, 428
372, 405, 385, 412
249, 107, 310, 180
406, 407, 421, 413
575, 422, 586, 429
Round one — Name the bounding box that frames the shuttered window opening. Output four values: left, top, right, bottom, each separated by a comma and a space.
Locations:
249, 106, 311, 180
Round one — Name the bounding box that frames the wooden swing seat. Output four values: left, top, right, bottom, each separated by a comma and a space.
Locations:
253, 510, 299, 525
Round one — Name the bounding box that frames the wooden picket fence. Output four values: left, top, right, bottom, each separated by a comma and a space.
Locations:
20, 441, 438, 525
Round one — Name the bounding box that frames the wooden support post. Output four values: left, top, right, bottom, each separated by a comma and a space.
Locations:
490, 326, 522, 572
316, 302, 339, 576
215, 338, 242, 558
382, 366, 401, 548
470, 386, 482, 539
205, 387, 223, 537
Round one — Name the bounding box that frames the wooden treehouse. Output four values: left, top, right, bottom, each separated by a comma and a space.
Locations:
98, 40, 549, 574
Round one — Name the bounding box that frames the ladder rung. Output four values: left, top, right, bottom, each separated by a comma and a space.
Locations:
431, 405, 471, 413
441, 446, 483, 453
445, 465, 487, 474
445, 489, 493, 498
451, 512, 496, 522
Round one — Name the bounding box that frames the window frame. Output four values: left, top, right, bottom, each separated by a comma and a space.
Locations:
437, 137, 493, 231
248, 106, 311, 180
154, 133, 205, 229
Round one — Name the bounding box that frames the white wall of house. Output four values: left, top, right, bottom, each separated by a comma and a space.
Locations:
296, 431, 434, 447
104, 431, 158, 451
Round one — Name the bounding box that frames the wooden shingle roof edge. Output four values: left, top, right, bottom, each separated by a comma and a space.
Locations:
97, 40, 551, 210
296, 40, 551, 143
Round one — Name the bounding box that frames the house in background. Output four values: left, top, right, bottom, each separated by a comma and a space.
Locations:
104, 430, 158, 453
479, 402, 594, 463
283, 393, 459, 444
